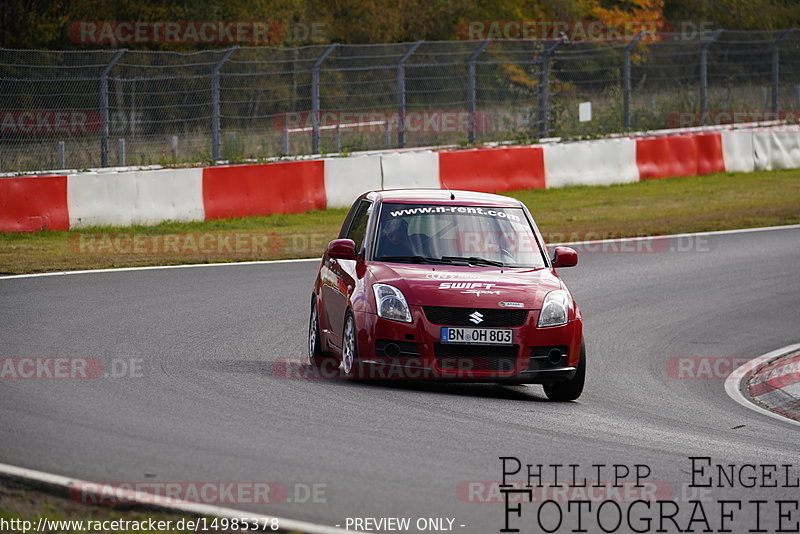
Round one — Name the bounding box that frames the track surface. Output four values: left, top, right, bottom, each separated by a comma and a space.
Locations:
1, 228, 799, 533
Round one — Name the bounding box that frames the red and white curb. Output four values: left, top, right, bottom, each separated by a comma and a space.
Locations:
725, 344, 800, 428
0, 462, 350, 534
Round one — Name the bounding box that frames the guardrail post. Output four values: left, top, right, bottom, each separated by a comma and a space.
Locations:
211, 46, 238, 162
118, 138, 126, 166
397, 41, 423, 149
623, 32, 647, 129
57, 141, 65, 169
537, 40, 562, 138
466, 40, 491, 144
699, 29, 723, 123
100, 49, 126, 167
311, 44, 338, 154
772, 28, 796, 115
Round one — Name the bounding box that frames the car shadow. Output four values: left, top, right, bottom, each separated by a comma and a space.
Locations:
200, 359, 552, 402
348, 378, 550, 402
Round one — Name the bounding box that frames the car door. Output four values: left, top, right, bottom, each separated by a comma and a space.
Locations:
322, 199, 372, 350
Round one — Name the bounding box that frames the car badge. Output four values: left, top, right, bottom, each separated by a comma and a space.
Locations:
469, 311, 484, 324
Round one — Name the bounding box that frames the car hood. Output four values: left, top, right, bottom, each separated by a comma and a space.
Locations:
366, 262, 562, 309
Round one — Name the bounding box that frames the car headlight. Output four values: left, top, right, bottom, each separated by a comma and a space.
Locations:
373, 284, 412, 323
538, 290, 570, 327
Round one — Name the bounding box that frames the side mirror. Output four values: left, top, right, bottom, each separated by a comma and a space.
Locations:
552, 246, 578, 268
327, 238, 357, 260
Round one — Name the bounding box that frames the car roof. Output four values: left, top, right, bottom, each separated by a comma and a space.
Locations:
366, 188, 522, 208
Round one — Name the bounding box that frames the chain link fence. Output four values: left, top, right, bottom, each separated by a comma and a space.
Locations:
1, 29, 799, 173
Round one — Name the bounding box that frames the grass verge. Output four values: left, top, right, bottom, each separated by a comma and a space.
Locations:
1, 169, 799, 275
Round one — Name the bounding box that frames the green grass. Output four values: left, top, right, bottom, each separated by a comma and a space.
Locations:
1, 168, 799, 275
508, 168, 800, 241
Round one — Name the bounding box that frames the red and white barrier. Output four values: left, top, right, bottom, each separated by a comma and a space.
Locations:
381, 150, 439, 190
721, 131, 756, 173
544, 138, 638, 188
323, 155, 381, 210
439, 146, 545, 192
0, 175, 69, 232
68, 168, 204, 228
636, 133, 724, 180
2, 126, 798, 232
203, 160, 325, 219
752, 129, 800, 171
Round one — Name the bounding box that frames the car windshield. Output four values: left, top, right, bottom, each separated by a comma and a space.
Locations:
374, 203, 547, 268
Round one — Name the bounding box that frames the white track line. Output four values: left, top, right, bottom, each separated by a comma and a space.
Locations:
0, 257, 321, 280
2, 224, 799, 281
724, 344, 800, 428
0, 462, 350, 534
548, 223, 800, 247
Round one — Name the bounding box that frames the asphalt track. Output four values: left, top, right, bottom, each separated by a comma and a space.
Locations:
1, 227, 799, 533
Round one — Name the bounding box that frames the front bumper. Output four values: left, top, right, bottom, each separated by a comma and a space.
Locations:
353, 305, 582, 383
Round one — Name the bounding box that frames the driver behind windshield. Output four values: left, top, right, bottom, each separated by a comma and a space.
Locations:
377, 218, 414, 258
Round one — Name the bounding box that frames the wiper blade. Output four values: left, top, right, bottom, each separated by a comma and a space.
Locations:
379, 255, 454, 264
441, 256, 505, 267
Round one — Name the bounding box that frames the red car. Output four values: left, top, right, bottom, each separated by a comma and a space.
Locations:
308, 189, 585, 401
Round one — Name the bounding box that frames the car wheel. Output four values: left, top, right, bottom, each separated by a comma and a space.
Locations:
341, 312, 359, 378
308, 298, 334, 370
543, 339, 585, 402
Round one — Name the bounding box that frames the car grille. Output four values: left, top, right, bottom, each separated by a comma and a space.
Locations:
423, 306, 528, 327
433, 343, 518, 372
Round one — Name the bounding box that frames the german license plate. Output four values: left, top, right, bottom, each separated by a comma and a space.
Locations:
440, 327, 512, 345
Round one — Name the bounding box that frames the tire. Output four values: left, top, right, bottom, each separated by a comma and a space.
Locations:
341, 312, 360, 379
543, 339, 586, 402
308, 298, 335, 371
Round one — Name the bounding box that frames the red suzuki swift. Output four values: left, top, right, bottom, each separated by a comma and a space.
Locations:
308, 189, 585, 401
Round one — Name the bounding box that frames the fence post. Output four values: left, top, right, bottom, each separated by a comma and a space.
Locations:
211, 46, 238, 162
118, 138, 126, 166
772, 28, 796, 115
311, 44, 338, 154
699, 29, 723, 123
537, 40, 562, 138
397, 41, 423, 149
623, 32, 647, 129
467, 40, 491, 144
57, 141, 65, 169
100, 49, 126, 168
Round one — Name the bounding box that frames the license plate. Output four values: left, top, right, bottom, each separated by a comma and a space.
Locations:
440, 327, 513, 345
